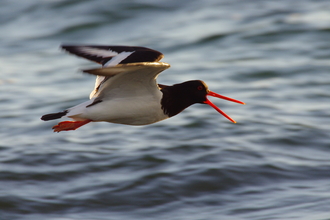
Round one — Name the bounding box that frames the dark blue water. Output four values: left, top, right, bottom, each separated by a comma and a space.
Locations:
1, 0, 330, 219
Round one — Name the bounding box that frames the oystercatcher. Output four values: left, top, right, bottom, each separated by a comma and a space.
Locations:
41, 45, 245, 132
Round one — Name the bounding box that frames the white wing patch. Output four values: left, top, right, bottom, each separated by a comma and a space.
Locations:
79, 47, 119, 58
104, 51, 134, 67
78, 47, 135, 67
88, 50, 135, 98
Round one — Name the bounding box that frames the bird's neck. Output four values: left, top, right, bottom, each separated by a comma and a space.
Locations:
160, 85, 197, 117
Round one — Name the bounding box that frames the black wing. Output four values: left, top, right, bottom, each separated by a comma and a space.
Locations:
61, 45, 164, 66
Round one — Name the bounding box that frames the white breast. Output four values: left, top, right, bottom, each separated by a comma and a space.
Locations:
77, 90, 168, 125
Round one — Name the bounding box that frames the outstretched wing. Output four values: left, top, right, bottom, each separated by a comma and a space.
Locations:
83, 62, 170, 103
61, 45, 164, 66
61, 45, 165, 99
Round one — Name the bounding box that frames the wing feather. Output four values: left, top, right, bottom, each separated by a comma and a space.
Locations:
61, 45, 164, 66
62, 45, 165, 99
83, 62, 170, 99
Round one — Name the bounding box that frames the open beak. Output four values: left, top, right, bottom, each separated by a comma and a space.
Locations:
204, 91, 245, 123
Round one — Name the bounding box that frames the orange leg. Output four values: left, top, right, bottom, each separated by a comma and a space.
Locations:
52, 120, 92, 132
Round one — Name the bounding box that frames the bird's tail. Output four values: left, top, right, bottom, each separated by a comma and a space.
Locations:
41, 110, 68, 121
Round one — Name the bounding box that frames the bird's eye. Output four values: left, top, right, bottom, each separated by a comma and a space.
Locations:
197, 86, 203, 90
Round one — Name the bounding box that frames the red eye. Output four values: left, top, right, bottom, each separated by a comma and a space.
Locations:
197, 86, 203, 90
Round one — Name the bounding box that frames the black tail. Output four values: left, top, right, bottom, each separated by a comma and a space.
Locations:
41, 110, 68, 121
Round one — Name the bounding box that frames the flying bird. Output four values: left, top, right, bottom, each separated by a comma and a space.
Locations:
41, 45, 245, 132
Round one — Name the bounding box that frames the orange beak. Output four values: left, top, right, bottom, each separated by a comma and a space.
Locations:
204, 91, 245, 123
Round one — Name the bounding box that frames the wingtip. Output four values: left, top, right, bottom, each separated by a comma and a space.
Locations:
60, 44, 70, 49
61, 44, 77, 51
60, 44, 74, 53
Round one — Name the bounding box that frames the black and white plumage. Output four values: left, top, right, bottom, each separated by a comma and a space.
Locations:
41, 45, 245, 132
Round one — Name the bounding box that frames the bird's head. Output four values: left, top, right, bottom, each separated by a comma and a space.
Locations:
181, 80, 245, 123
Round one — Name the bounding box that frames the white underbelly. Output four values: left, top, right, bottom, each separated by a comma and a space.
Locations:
81, 96, 168, 125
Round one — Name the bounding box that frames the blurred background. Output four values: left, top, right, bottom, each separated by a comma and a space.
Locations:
1, 0, 330, 219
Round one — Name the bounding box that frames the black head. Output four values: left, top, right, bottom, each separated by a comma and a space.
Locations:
174, 80, 210, 103
160, 80, 245, 122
